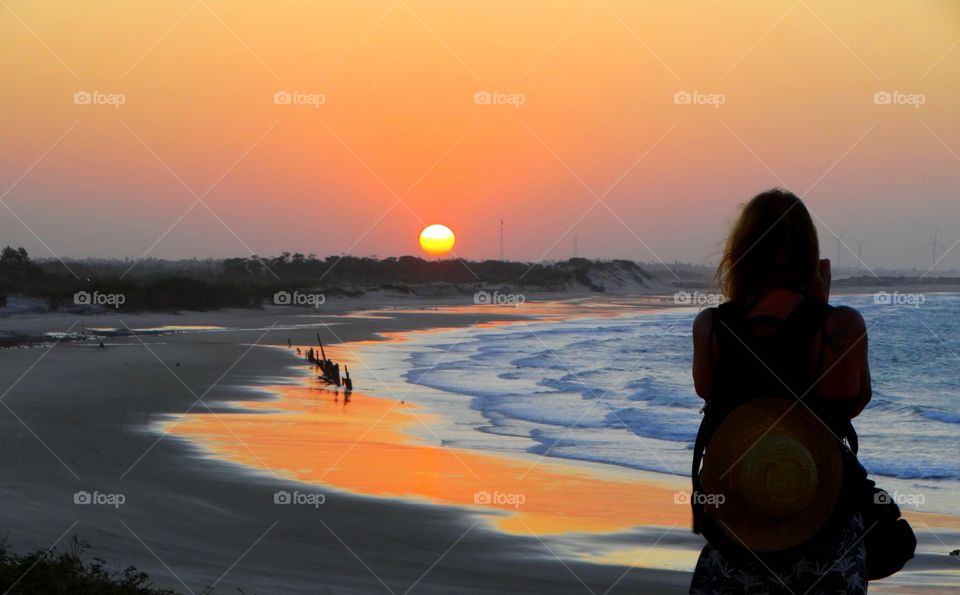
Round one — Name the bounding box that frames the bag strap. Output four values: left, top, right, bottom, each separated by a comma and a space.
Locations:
691, 401, 714, 533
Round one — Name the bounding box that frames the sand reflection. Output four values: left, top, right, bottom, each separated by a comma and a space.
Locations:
167, 369, 685, 537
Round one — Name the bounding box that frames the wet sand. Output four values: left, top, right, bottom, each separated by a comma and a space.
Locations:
0, 300, 692, 594
167, 375, 690, 537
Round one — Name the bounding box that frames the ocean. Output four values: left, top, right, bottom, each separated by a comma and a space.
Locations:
357, 294, 960, 517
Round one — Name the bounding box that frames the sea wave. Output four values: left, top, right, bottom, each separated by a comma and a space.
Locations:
367, 294, 960, 486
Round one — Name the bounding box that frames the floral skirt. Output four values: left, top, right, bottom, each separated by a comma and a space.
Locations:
689, 512, 867, 595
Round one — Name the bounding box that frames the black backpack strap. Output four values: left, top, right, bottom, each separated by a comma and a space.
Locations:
691, 399, 731, 534
690, 402, 711, 533
691, 422, 705, 533
842, 418, 859, 454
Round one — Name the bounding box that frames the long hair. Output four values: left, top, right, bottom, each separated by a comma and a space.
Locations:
716, 189, 820, 302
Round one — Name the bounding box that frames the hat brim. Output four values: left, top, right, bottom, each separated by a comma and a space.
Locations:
701, 398, 843, 552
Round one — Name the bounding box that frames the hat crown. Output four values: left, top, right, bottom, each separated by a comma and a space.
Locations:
700, 398, 844, 552
737, 433, 818, 519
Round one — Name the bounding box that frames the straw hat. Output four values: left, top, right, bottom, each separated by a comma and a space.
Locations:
701, 398, 843, 552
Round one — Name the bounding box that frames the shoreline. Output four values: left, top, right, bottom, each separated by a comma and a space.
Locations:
0, 301, 694, 594
164, 301, 705, 566
165, 300, 960, 591
1, 297, 958, 592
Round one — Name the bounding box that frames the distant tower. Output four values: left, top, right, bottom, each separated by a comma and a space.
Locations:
853, 237, 868, 269
835, 229, 848, 271
927, 229, 944, 269
499, 219, 504, 261
573, 235, 579, 258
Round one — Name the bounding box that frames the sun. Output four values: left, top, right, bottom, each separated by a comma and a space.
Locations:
419, 224, 456, 256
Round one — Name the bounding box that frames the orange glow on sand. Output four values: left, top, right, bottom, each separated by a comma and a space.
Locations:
166, 347, 685, 537
166, 331, 960, 541
418, 224, 456, 256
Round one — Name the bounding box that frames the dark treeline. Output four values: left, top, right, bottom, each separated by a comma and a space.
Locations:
1, 248, 656, 312
221, 253, 609, 287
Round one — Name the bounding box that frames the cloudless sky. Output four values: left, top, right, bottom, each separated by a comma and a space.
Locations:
1, 0, 958, 270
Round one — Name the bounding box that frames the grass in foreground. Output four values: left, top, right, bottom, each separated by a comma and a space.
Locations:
0, 536, 177, 595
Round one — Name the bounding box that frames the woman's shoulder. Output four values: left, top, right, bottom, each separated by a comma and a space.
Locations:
692, 300, 759, 337
693, 307, 718, 335
827, 304, 865, 322
824, 305, 867, 343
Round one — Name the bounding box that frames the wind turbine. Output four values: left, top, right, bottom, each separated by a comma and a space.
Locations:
852, 237, 869, 269
499, 219, 504, 262
927, 229, 944, 270
835, 229, 849, 271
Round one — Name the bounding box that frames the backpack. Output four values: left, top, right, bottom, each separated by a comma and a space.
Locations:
689, 299, 915, 578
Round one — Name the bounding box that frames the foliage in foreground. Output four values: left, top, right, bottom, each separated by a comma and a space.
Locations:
0, 536, 177, 595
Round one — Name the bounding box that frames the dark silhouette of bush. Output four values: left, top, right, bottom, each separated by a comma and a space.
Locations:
0, 536, 177, 594
0, 246, 45, 294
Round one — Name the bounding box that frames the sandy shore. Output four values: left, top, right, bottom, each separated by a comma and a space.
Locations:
0, 299, 692, 594
2, 296, 957, 593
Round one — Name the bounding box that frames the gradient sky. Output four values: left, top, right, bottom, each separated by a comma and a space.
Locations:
1, 0, 958, 270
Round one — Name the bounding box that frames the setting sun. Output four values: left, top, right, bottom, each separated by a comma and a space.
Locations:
419, 224, 456, 256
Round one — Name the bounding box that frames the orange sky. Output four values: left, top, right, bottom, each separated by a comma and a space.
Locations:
1, 1, 958, 268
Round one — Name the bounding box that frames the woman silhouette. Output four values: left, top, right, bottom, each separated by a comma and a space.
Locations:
689, 189, 872, 594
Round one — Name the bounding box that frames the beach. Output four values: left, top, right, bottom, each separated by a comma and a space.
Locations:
0, 299, 694, 594
1, 297, 958, 593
